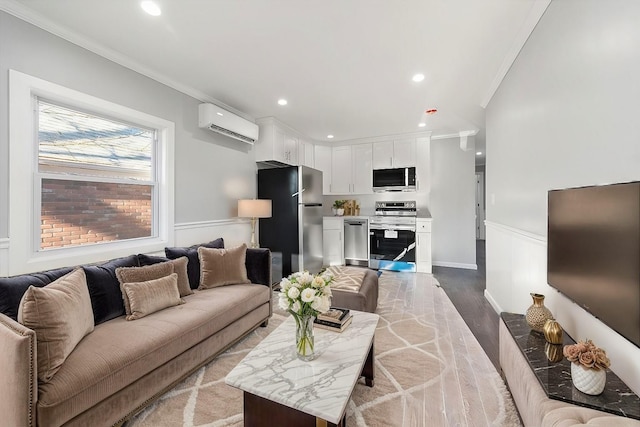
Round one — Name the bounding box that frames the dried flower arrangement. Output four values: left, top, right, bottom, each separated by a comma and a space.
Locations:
563, 339, 611, 371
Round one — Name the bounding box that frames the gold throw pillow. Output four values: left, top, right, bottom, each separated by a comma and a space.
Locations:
18, 268, 95, 383
122, 273, 184, 321
198, 244, 250, 289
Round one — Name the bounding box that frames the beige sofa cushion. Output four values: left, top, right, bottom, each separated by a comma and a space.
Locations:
37, 283, 270, 427
116, 262, 174, 315
122, 273, 184, 320
18, 268, 94, 383
198, 244, 250, 289
168, 256, 192, 297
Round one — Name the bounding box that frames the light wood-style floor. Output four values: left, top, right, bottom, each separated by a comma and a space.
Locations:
432, 240, 500, 371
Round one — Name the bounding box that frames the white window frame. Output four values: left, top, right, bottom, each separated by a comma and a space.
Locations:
9, 70, 175, 275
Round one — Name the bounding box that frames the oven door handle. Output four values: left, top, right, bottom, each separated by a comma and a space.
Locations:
370, 225, 416, 232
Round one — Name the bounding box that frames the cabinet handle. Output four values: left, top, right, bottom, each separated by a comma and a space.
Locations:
390, 157, 393, 167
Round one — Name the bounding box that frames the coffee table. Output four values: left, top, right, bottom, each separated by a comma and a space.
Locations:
225, 310, 379, 427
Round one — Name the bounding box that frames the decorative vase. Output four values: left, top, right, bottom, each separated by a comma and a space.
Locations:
544, 342, 564, 363
571, 363, 606, 395
543, 319, 564, 344
526, 293, 553, 332
293, 313, 315, 361
337, 208, 344, 216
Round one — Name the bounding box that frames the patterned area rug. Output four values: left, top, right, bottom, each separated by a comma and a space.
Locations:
127, 272, 521, 426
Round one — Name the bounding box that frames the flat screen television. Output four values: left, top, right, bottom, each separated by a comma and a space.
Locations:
547, 181, 640, 348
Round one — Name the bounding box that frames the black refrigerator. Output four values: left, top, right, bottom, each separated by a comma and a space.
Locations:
258, 166, 324, 278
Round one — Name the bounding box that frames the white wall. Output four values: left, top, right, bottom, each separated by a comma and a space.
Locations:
0, 12, 257, 260
486, 0, 640, 393
430, 137, 476, 269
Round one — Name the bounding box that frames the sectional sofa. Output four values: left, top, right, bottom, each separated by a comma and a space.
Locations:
0, 239, 272, 427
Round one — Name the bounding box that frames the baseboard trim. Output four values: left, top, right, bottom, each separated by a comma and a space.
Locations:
484, 289, 503, 315
432, 261, 477, 270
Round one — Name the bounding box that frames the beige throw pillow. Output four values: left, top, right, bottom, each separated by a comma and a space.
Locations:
168, 256, 192, 297
122, 273, 184, 321
116, 262, 174, 315
18, 268, 95, 383
198, 244, 250, 289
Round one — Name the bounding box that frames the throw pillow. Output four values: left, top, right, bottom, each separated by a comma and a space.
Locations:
116, 262, 175, 315
122, 273, 184, 320
137, 254, 192, 297
83, 255, 140, 325
198, 243, 250, 289
165, 238, 224, 289
18, 268, 95, 383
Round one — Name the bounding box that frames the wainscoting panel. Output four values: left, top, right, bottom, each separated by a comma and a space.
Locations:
485, 221, 640, 395
0, 238, 9, 277
174, 219, 251, 249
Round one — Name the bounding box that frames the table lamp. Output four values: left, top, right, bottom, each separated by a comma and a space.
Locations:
238, 199, 272, 248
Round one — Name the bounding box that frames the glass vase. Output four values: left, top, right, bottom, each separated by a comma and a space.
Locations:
293, 313, 315, 361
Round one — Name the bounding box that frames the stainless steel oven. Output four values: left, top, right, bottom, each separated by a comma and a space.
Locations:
369, 201, 417, 272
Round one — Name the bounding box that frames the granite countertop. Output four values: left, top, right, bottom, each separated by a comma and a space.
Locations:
501, 312, 640, 420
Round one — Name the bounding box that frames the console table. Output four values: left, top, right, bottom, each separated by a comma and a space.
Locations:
501, 312, 640, 420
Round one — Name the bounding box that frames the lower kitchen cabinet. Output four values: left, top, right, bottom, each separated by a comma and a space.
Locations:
416, 218, 432, 273
323, 217, 344, 266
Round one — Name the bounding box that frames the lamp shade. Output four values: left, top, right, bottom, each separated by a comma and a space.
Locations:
238, 199, 272, 218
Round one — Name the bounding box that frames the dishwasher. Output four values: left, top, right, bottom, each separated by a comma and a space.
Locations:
344, 218, 369, 267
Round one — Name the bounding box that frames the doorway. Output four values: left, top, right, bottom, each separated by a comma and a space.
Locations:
475, 172, 485, 240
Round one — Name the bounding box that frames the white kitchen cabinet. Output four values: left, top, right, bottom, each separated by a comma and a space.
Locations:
372, 139, 416, 169
323, 217, 344, 266
254, 117, 299, 165
331, 145, 352, 194
314, 145, 332, 194
416, 218, 432, 273
298, 139, 314, 168
351, 144, 373, 194
329, 144, 373, 195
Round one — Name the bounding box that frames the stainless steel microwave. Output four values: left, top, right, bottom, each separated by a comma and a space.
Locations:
372, 167, 416, 192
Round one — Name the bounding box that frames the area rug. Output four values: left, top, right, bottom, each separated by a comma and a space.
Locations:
126, 272, 521, 426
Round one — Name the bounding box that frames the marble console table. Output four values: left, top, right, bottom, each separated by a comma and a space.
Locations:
501, 312, 640, 420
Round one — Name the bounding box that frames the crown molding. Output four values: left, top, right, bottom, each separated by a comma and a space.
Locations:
0, 0, 253, 121
480, 0, 552, 108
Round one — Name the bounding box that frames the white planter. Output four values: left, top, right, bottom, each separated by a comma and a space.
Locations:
571, 363, 606, 395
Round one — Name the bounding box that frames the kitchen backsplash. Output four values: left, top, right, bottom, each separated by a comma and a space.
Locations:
322, 193, 430, 217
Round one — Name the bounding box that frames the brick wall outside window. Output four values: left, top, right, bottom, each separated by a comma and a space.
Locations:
41, 179, 152, 249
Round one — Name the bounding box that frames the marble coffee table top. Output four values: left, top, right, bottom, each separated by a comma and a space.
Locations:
225, 310, 379, 424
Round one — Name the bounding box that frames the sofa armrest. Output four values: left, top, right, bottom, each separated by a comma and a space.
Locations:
245, 248, 271, 287
0, 313, 37, 427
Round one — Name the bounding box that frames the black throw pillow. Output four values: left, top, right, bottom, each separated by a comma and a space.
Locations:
0, 267, 74, 321
83, 255, 139, 325
165, 238, 224, 289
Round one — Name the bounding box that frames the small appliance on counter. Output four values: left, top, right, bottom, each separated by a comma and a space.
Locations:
369, 201, 417, 272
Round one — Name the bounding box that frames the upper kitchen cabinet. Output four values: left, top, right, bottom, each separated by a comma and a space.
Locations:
329, 144, 373, 195
314, 145, 332, 194
372, 139, 416, 169
298, 138, 315, 168
254, 117, 299, 165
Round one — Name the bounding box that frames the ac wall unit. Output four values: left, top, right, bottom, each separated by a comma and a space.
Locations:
198, 103, 259, 145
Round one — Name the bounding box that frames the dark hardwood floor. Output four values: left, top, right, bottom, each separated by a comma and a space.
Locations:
432, 240, 501, 371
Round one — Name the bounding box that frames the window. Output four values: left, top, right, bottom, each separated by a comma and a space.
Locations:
9, 70, 175, 275
37, 100, 155, 250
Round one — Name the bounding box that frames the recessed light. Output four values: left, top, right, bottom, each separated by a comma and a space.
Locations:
277, 99, 288, 106
141, 1, 161, 16
418, 123, 426, 128
476, 151, 483, 156
327, 135, 334, 139
216, 112, 224, 116
412, 73, 425, 82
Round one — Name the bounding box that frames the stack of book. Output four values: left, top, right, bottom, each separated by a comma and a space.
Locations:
314, 307, 353, 332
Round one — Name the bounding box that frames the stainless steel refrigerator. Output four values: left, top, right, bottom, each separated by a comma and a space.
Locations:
257, 166, 324, 278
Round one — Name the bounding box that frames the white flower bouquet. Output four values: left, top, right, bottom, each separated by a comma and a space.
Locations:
278, 270, 333, 359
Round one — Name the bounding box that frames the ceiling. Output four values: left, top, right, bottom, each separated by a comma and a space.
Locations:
4, 0, 550, 162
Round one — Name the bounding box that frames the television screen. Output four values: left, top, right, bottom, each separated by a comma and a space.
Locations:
547, 182, 640, 348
